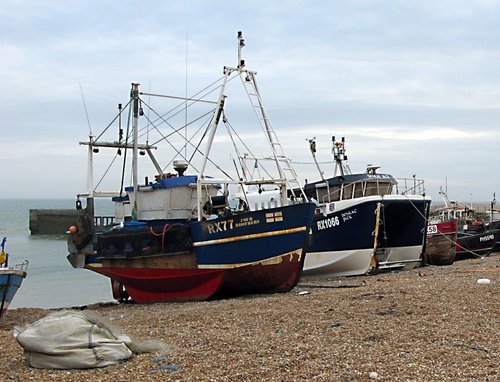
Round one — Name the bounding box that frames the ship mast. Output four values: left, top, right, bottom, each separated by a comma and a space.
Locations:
332, 136, 350, 176
85, 134, 95, 227
236, 31, 306, 202
307, 138, 325, 181
197, 31, 307, 219
196, 68, 230, 221
131, 83, 140, 219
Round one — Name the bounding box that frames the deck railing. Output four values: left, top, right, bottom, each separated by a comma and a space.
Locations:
94, 216, 115, 228
319, 177, 426, 204
394, 177, 426, 196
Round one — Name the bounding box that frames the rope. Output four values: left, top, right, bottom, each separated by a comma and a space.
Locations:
401, 193, 487, 258
149, 224, 170, 253
380, 197, 387, 241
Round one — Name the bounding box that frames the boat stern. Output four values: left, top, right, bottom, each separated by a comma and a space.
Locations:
66, 212, 95, 268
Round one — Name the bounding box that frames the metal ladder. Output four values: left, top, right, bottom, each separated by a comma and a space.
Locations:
239, 70, 305, 199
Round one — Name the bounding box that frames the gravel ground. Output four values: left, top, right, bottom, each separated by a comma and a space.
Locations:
0, 254, 498, 382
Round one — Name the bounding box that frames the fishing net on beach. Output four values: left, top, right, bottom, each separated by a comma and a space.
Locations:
13, 309, 169, 369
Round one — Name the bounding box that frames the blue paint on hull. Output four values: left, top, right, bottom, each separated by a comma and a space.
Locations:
456, 230, 499, 259
0, 270, 26, 318
73, 202, 315, 302
308, 199, 378, 253
378, 198, 429, 249
305, 196, 430, 275
191, 203, 315, 266
307, 197, 429, 256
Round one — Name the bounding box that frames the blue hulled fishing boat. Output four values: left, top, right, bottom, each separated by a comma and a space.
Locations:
0, 238, 28, 318
66, 32, 315, 303
301, 138, 431, 276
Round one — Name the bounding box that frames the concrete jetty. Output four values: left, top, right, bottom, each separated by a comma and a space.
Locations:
29, 209, 114, 235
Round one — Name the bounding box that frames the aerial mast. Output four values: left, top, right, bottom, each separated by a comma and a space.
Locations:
332, 136, 350, 176
308, 138, 325, 181
131, 83, 140, 220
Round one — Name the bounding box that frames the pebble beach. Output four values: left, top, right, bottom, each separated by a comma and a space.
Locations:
1, 254, 498, 382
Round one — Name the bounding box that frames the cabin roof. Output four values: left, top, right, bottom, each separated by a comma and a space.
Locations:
125, 175, 198, 192
304, 172, 396, 190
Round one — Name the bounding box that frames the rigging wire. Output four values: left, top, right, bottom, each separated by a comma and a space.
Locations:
146, 81, 151, 144
93, 152, 120, 191
224, 118, 274, 182
119, 99, 133, 196
185, 30, 189, 158
185, 116, 234, 180
94, 99, 133, 142
140, 75, 227, 128
151, 103, 234, 180
224, 119, 247, 178
79, 82, 93, 136
89, 74, 247, 194
141, 102, 214, 147
401, 193, 485, 258
140, 108, 207, 174
139, 104, 233, 179
292, 160, 333, 165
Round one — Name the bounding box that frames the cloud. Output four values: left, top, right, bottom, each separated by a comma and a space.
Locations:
1, 1, 500, 202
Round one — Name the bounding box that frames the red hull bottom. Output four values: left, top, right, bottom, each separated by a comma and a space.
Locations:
89, 251, 304, 303
94, 267, 225, 303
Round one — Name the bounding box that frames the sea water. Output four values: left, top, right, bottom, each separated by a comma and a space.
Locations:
0, 199, 114, 309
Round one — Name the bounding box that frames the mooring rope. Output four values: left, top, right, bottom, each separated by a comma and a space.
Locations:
401, 193, 488, 259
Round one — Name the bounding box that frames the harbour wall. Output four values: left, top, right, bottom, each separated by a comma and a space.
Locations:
29, 209, 114, 235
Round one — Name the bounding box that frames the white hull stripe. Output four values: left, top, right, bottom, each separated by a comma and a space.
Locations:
193, 226, 306, 247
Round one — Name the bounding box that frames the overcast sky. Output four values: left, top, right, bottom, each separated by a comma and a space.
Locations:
1, 0, 500, 204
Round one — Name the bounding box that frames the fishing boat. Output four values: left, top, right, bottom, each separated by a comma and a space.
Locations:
299, 137, 431, 276
66, 32, 315, 303
455, 213, 499, 259
456, 230, 498, 259
484, 193, 500, 251
423, 218, 456, 265
486, 219, 500, 252
1, 238, 28, 318
432, 190, 499, 259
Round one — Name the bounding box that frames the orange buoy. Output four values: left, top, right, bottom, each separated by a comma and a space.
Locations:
69, 225, 78, 234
